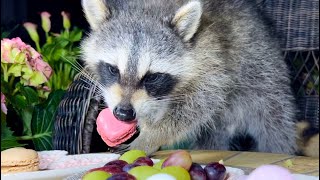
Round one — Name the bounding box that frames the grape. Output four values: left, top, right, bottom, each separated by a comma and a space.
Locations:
105, 160, 128, 169
122, 163, 141, 172
134, 157, 154, 166
119, 150, 147, 164
162, 150, 192, 171
82, 170, 112, 180
146, 173, 177, 180
161, 166, 191, 180
153, 159, 166, 170
189, 163, 207, 180
204, 162, 226, 180
89, 165, 123, 175
107, 172, 137, 180
128, 166, 160, 180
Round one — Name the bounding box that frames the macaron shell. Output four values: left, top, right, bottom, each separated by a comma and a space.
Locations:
1, 163, 39, 174
247, 165, 294, 180
96, 108, 137, 147
1, 147, 39, 166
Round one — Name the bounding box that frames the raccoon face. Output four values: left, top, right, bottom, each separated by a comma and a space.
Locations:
81, 0, 202, 124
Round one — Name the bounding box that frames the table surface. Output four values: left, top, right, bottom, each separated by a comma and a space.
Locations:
151, 150, 319, 176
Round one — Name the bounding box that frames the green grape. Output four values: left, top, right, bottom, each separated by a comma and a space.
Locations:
161, 166, 191, 180
153, 158, 167, 170
128, 165, 160, 180
82, 170, 112, 180
119, 149, 147, 164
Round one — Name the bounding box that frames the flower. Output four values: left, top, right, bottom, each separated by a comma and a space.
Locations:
23, 23, 40, 46
41, 12, 51, 33
1, 37, 28, 64
42, 86, 51, 92
61, 11, 71, 30
28, 55, 53, 79
1, 92, 7, 114
1, 37, 53, 87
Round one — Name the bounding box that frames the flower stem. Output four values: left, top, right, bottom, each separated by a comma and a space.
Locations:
35, 41, 41, 53
16, 135, 33, 141
16, 132, 51, 140
1, 63, 8, 82
8, 76, 15, 88
12, 88, 19, 96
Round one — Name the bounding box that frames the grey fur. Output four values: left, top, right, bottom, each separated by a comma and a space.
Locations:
81, 0, 298, 155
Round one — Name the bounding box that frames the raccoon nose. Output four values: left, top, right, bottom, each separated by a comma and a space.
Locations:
113, 105, 136, 122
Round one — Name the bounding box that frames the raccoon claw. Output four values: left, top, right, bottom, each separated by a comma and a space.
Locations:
109, 144, 130, 154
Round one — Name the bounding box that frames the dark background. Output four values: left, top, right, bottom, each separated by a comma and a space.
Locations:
1, 0, 89, 43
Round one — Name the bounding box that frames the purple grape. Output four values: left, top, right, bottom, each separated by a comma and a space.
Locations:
90, 165, 123, 175
122, 163, 140, 172
133, 157, 154, 166
204, 162, 226, 180
105, 160, 128, 169
189, 163, 207, 180
107, 172, 137, 180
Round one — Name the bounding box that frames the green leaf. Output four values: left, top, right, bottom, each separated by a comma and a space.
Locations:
1, 76, 9, 95
10, 92, 34, 136
53, 49, 68, 61
20, 107, 34, 136
31, 90, 65, 151
41, 38, 69, 62
20, 86, 39, 105
11, 95, 28, 110
69, 28, 83, 42
54, 37, 70, 48
1, 25, 19, 39
1, 31, 10, 39
1, 120, 25, 151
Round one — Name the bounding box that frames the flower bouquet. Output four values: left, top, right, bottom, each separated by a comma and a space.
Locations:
1, 11, 83, 151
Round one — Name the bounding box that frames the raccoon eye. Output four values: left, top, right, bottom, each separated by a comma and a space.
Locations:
144, 73, 161, 84
108, 65, 119, 76
142, 72, 178, 97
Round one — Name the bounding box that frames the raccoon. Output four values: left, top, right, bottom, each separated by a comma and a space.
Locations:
80, 0, 298, 155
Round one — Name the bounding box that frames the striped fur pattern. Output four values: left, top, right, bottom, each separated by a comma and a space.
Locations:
80, 0, 298, 155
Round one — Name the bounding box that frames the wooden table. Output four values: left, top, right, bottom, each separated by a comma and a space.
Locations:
151, 150, 319, 176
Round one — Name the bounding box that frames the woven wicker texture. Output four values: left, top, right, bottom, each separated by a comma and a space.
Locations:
285, 50, 319, 129
259, 0, 319, 50
53, 72, 99, 154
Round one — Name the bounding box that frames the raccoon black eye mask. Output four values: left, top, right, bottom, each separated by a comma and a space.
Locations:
142, 72, 178, 97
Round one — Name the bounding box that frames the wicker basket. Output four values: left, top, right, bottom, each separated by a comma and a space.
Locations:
53, 0, 319, 154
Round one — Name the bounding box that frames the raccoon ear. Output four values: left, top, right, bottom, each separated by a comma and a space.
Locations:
82, 0, 110, 30
172, 1, 202, 42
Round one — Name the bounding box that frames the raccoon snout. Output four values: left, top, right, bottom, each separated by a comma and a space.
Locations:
113, 105, 136, 122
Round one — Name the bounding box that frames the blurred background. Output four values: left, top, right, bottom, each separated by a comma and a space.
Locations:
1, 0, 88, 43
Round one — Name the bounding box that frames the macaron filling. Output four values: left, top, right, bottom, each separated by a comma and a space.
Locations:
96, 108, 137, 147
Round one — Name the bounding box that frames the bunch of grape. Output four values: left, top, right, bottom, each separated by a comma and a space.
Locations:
82, 149, 227, 180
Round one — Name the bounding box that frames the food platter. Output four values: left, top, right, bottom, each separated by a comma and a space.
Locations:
1, 156, 318, 180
